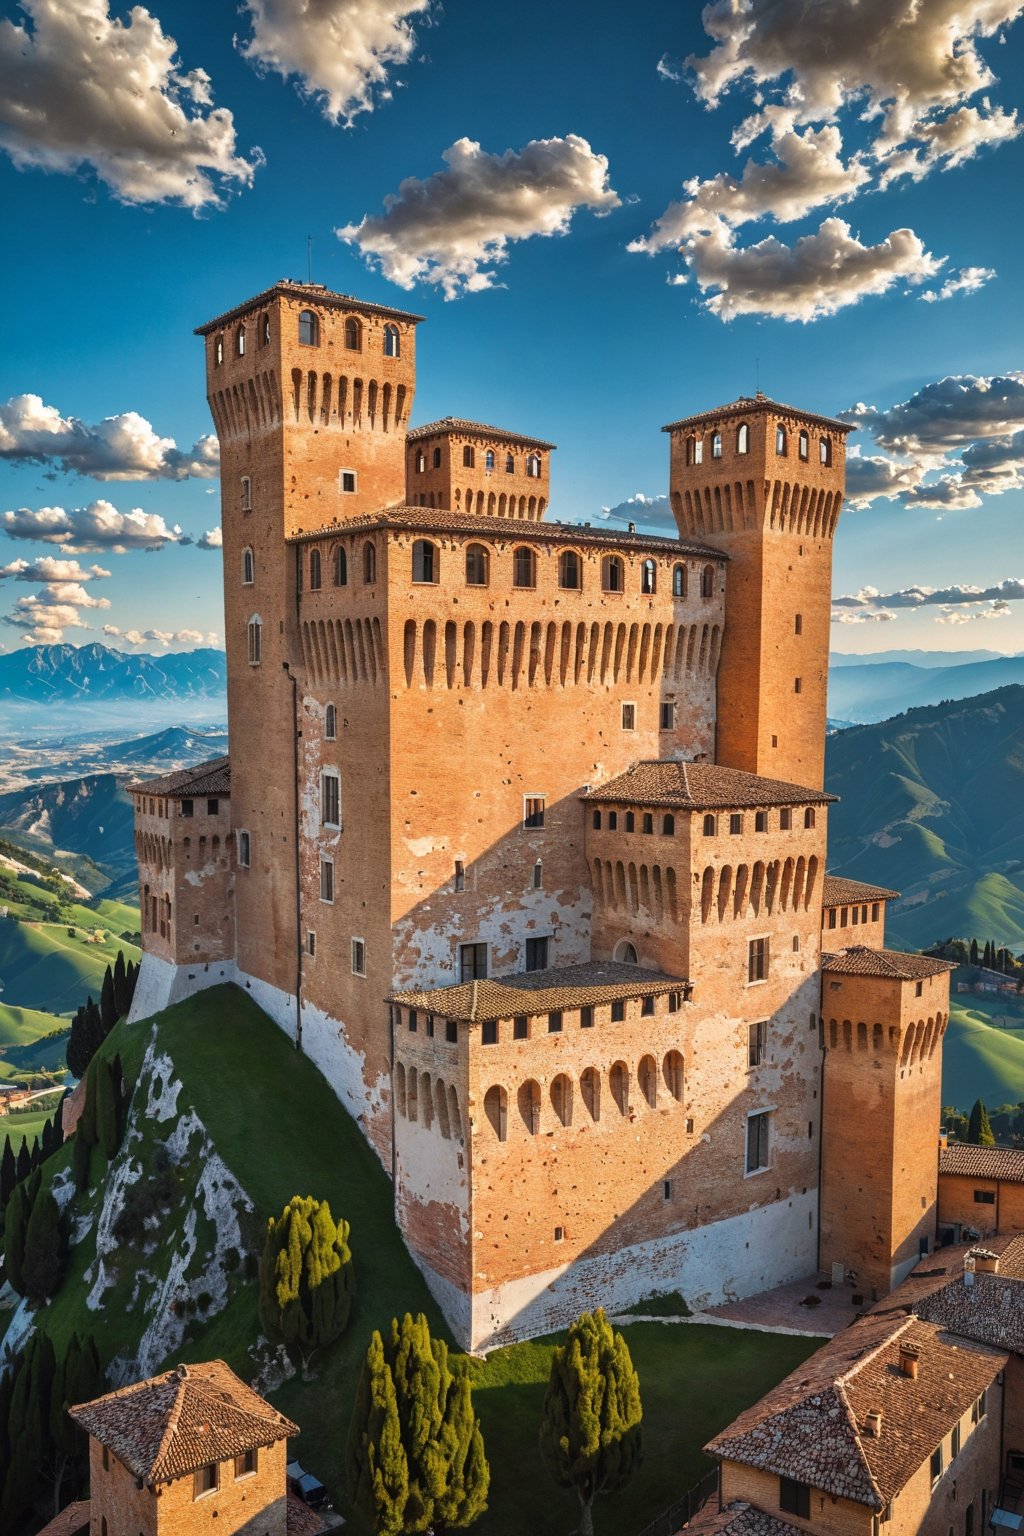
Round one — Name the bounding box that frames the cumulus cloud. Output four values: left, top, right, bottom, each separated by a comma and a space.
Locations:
831, 609, 897, 624
842, 373, 1024, 458
683, 0, 1023, 155
338, 134, 620, 298
197, 526, 223, 550
0, 0, 259, 208
595, 493, 674, 535
0, 556, 110, 584
920, 266, 996, 303
684, 216, 942, 323
102, 624, 220, 649
0, 394, 218, 480
237, 0, 429, 125
879, 102, 1021, 184
936, 600, 1012, 624
834, 578, 1024, 610
3, 501, 186, 552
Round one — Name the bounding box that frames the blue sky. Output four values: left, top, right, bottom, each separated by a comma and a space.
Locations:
1, 0, 1023, 656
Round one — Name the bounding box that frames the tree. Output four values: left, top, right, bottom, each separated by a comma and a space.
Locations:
95, 1054, 123, 1162
259, 1195, 356, 1363
112, 951, 131, 1018
346, 1313, 489, 1536
539, 1309, 642, 1536
967, 1099, 996, 1147
47, 1334, 104, 1515
4, 1167, 40, 1296
15, 1136, 30, 1185
22, 1186, 67, 1303
1, 1332, 57, 1529
99, 965, 116, 1034
0, 1135, 15, 1210
970, 938, 979, 967
66, 996, 104, 1080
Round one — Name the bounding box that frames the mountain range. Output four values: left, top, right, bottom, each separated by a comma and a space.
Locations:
827, 654, 1024, 724
0, 643, 226, 702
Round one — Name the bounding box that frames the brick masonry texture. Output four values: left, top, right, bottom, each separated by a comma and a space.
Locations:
129, 283, 953, 1351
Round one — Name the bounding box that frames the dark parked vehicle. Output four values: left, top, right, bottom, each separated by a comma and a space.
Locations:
286, 1460, 330, 1510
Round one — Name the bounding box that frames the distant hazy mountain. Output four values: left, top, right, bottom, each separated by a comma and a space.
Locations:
830, 649, 1009, 670
827, 655, 1024, 725
825, 684, 1024, 950
0, 643, 226, 702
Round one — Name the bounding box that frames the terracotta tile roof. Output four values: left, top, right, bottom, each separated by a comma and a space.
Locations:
127, 756, 230, 799
913, 1270, 1024, 1354
581, 760, 836, 810
822, 875, 900, 907
389, 960, 688, 1021
70, 1361, 298, 1487
662, 394, 854, 434
821, 947, 955, 980
286, 507, 726, 560
681, 1503, 806, 1536
287, 1491, 329, 1534
407, 417, 556, 450
195, 280, 424, 334
708, 1314, 1006, 1510
33, 1500, 91, 1536
940, 1144, 1024, 1182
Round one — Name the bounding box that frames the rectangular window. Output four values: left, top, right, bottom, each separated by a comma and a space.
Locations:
660, 701, 674, 730
641, 995, 655, 1017
425, 1014, 435, 1038
779, 1479, 810, 1519
827, 909, 837, 929
663, 1180, 672, 1200
460, 942, 488, 982
973, 1390, 988, 1423
621, 703, 636, 731
931, 1445, 943, 1485
181, 798, 194, 818
307, 931, 316, 957
667, 991, 681, 1012
454, 860, 465, 892
915, 980, 923, 997
532, 860, 543, 889
513, 1015, 528, 1040
611, 999, 625, 1023
580, 1005, 594, 1028
729, 812, 743, 835
548, 1011, 563, 1033
319, 857, 334, 903
525, 936, 549, 971
872, 902, 880, 921
408, 1009, 417, 1032
951, 1423, 961, 1460
794, 613, 802, 635
780, 808, 792, 830
207, 798, 219, 816
840, 907, 848, 927
748, 936, 769, 983
194, 1464, 219, 1499
446, 1019, 457, 1044
321, 771, 341, 828
237, 830, 251, 868
463, 445, 475, 468
241, 475, 252, 512
523, 795, 546, 829
235, 1449, 257, 1479
748, 1019, 767, 1068
852, 906, 860, 925
482, 1020, 498, 1045
351, 937, 366, 976
746, 1111, 770, 1174
974, 1189, 996, 1204
340, 469, 357, 493
755, 810, 768, 832
794, 677, 802, 694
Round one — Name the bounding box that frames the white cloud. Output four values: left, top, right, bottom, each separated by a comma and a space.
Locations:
834, 578, 1024, 610
920, 266, 996, 303
684, 217, 942, 323
0, 393, 218, 480
0, 556, 110, 584
0, 0, 259, 208
595, 493, 674, 535
841, 373, 1024, 457
831, 609, 897, 624
3, 501, 185, 552
338, 134, 620, 298
197, 526, 223, 550
936, 600, 1012, 624
103, 624, 220, 649
237, 0, 429, 125
879, 102, 1021, 184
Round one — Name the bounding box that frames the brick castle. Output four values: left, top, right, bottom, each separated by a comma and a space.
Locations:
129, 281, 953, 1351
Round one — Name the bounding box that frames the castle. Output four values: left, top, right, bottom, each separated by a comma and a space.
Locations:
128, 281, 953, 1351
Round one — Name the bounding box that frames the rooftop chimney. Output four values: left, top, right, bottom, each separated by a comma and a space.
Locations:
971, 1248, 999, 1275
864, 1410, 883, 1438
898, 1344, 920, 1379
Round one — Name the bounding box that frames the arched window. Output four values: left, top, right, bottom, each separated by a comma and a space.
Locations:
559, 550, 581, 590
432, 447, 441, 469
581, 1066, 600, 1121
805, 807, 816, 829
247, 615, 262, 666
236, 325, 246, 357
672, 563, 686, 597
712, 431, 722, 459
214, 334, 224, 366
484, 1084, 507, 1141
325, 703, 336, 740
505, 453, 515, 473
242, 547, 254, 586
465, 543, 489, 586
241, 475, 252, 512
798, 429, 809, 460
690, 436, 704, 465
701, 564, 715, 598
412, 540, 438, 583
610, 1061, 629, 1115
513, 546, 536, 588
663, 1050, 684, 1101
298, 310, 318, 347
383, 324, 400, 358
334, 546, 348, 586
703, 814, 716, 836
820, 437, 832, 466
602, 555, 624, 592
614, 940, 638, 965
485, 449, 496, 471
551, 1074, 572, 1128
260, 312, 270, 347
526, 454, 541, 478
363, 542, 377, 584
518, 1079, 541, 1135
775, 424, 787, 455
415, 450, 426, 473
641, 559, 657, 595
344, 316, 361, 351
737, 423, 749, 454
308, 548, 322, 590
639, 1055, 658, 1108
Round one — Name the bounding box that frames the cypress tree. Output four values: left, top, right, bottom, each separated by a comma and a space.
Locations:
48, 1334, 104, 1515
0, 1135, 15, 1209
99, 966, 116, 1034
95, 1057, 122, 1163
23, 1186, 67, 1303
4, 1179, 29, 1295
968, 1099, 996, 1147
15, 1135, 31, 1184
539, 1309, 642, 1536
67, 995, 105, 1079
346, 1313, 488, 1536
259, 1195, 356, 1363
112, 951, 130, 1018
970, 938, 979, 966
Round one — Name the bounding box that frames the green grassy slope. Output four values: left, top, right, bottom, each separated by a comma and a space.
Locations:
825, 685, 1024, 950
33, 986, 822, 1536
0, 918, 138, 1011
0, 1002, 63, 1046
944, 1001, 1024, 1109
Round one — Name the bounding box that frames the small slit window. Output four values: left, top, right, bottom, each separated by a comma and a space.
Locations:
247, 615, 262, 666
242, 547, 254, 585
241, 475, 252, 512
325, 703, 337, 740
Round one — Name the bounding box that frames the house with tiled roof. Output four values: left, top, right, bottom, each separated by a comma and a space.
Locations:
61, 1360, 326, 1536
938, 1143, 1024, 1244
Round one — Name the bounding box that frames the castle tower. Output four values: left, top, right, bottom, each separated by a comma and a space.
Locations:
664, 396, 853, 790
405, 418, 554, 518
819, 944, 954, 1297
